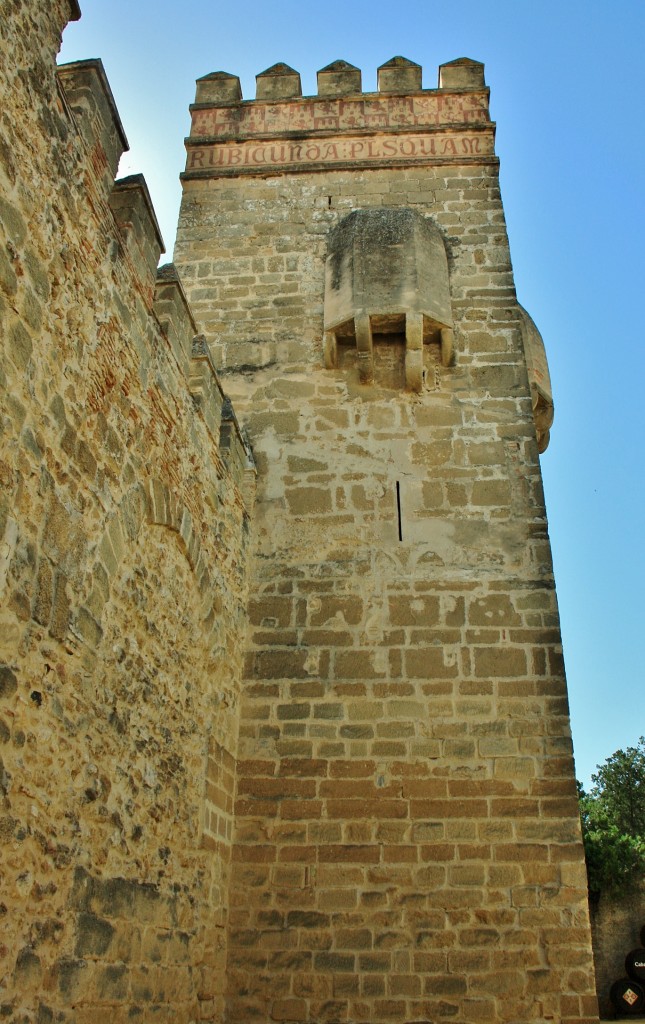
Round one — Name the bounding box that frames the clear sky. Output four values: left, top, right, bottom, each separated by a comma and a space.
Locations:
59, 0, 644, 788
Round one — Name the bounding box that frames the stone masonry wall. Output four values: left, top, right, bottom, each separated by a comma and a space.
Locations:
0, 11, 601, 1021
0, 3, 252, 1021
174, 61, 599, 1023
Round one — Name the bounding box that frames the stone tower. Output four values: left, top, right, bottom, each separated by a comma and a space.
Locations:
174, 57, 598, 1023
0, 1, 601, 1016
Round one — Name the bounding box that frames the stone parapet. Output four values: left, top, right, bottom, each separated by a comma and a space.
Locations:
190, 334, 226, 438
184, 54, 492, 179
317, 60, 362, 97
154, 262, 197, 376
0, 4, 253, 1021
219, 397, 256, 492
190, 54, 487, 106
57, 59, 128, 181
377, 54, 423, 93
109, 174, 165, 301
256, 62, 302, 101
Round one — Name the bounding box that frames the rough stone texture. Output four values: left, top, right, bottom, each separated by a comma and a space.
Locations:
325, 207, 452, 331
1, 4, 599, 1023
0, 3, 253, 1022
173, 40, 600, 1024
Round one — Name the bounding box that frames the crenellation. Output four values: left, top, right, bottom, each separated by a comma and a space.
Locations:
317, 59, 362, 97
189, 333, 226, 436
439, 56, 487, 90
57, 59, 128, 181
255, 62, 302, 101
195, 70, 243, 105
186, 64, 492, 169
377, 54, 423, 93
109, 174, 165, 297
153, 262, 197, 375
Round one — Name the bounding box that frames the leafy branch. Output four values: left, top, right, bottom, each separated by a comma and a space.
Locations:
578, 737, 645, 902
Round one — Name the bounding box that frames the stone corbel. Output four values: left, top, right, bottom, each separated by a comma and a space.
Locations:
355, 314, 374, 384
441, 327, 454, 367
323, 330, 338, 369
405, 312, 424, 392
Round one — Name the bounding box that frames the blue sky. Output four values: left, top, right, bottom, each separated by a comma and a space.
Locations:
59, 0, 644, 788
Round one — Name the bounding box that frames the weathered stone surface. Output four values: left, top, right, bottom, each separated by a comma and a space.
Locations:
0, 665, 18, 700
317, 60, 362, 97
0, 4, 252, 1022
0, 3, 596, 1022
377, 55, 423, 93
255, 62, 302, 101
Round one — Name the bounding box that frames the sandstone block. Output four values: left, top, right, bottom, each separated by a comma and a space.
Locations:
474, 647, 527, 677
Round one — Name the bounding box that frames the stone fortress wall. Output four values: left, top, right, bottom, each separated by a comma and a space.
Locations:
1, 2, 600, 1023
1, 1, 254, 1020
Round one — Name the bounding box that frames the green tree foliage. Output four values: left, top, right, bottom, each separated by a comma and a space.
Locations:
578, 737, 645, 902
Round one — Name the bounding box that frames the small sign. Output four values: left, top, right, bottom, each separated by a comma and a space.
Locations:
623, 987, 639, 1007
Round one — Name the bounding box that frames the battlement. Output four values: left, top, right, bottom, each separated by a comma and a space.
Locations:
185, 56, 493, 179
57, 59, 128, 181
193, 55, 486, 106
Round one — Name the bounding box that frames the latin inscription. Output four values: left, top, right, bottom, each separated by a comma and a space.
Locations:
190, 92, 489, 139
186, 131, 494, 176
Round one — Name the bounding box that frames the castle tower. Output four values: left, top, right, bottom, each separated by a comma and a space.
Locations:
174, 57, 598, 1024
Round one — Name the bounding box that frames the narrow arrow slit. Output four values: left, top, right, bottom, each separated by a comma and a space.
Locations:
396, 481, 403, 542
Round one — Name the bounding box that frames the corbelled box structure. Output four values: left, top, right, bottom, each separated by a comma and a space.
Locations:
0, 1, 598, 1022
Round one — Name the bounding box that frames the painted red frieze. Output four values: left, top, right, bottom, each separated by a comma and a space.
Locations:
190, 92, 490, 140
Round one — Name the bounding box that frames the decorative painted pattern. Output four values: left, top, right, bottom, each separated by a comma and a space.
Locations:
190, 91, 490, 139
